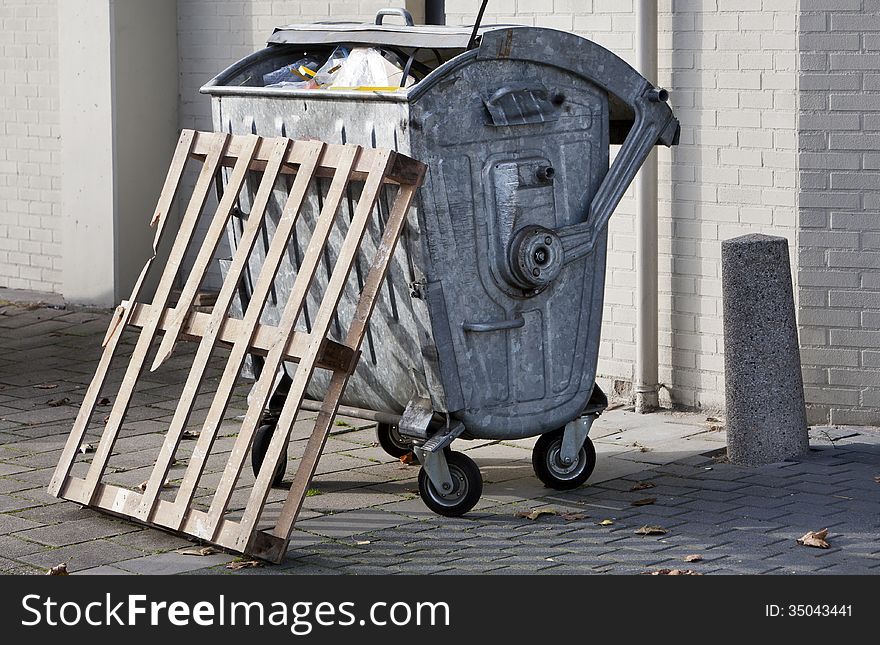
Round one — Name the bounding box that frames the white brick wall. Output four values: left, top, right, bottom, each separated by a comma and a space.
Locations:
447, 0, 799, 410
0, 0, 61, 293
798, 0, 880, 425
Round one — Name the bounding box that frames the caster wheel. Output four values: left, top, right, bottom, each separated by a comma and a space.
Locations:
376, 423, 413, 458
532, 429, 596, 490
418, 451, 482, 517
251, 422, 287, 487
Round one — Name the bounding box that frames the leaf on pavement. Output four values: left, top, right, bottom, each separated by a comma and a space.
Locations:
629, 481, 655, 492
645, 569, 702, 576
34, 383, 58, 390
226, 559, 263, 570
97, 397, 111, 406
47, 397, 71, 407
560, 512, 589, 521
181, 430, 200, 440
176, 546, 220, 556
355, 540, 371, 546
797, 528, 830, 549
631, 497, 656, 507
684, 554, 703, 563
399, 452, 415, 465
78, 443, 95, 455
46, 563, 69, 576
136, 480, 171, 492
598, 519, 614, 526
516, 508, 557, 521
635, 525, 667, 536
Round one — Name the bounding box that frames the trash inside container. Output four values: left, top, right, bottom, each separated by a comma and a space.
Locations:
201, 10, 680, 516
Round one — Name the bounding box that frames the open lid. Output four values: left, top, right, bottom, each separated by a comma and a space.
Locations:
268, 22, 516, 50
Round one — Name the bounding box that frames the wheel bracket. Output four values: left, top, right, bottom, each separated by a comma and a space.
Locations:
420, 420, 466, 453
413, 445, 454, 492
560, 415, 596, 465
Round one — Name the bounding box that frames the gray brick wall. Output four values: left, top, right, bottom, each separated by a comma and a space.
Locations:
798, 0, 880, 425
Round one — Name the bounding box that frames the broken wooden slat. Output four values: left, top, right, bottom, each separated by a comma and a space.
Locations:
47, 129, 197, 498
75, 132, 231, 507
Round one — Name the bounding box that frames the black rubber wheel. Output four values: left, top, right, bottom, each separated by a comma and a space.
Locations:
376, 423, 413, 458
418, 451, 482, 517
532, 429, 596, 490
251, 422, 287, 487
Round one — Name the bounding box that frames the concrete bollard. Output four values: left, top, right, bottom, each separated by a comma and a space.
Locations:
721, 234, 809, 465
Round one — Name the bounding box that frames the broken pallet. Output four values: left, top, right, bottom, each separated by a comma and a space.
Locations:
48, 130, 425, 562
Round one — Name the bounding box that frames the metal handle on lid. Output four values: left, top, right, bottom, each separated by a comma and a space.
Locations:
375, 8, 415, 26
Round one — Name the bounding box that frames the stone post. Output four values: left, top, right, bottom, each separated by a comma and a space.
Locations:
721, 234, 809, 465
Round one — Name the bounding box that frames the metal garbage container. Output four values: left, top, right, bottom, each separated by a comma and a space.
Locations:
201, 10, 679, 516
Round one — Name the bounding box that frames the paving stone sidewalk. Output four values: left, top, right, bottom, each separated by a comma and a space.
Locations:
0, 297, 878, 575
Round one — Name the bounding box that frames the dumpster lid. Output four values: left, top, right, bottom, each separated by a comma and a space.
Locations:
267, 23, 516, 50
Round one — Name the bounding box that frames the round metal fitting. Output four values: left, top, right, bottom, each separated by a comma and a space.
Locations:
508, 225, 563, 289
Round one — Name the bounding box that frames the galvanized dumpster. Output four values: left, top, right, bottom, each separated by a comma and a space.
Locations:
202, 13, 679, 515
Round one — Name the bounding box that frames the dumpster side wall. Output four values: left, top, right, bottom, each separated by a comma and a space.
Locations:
447, 1, 801, 415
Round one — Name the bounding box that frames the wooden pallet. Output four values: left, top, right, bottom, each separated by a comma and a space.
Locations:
48, 130, 425, 562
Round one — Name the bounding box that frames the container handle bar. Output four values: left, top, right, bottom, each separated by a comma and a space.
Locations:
462, 316, 525, 333
376, 8, 415, 26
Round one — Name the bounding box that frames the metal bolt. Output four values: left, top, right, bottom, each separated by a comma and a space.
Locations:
441, 482, 452, 491
561, 456, 572, 466
544, 236, 553, 245
532, 268, 540, 277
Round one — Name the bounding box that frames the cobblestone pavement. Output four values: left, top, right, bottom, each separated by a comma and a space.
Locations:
0, 298, 878, 575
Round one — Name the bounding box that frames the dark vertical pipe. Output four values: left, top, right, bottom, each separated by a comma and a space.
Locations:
425, 0, 446, 25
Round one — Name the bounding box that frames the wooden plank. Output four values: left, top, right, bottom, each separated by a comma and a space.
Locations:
124, 301, 357, 373
164, 140, 326, 532
204, 145, 366, 541
264, 180, 423, 557
189, 136, 416, 185
61, 477, 242, 551
232, 149, 396, 552
77, 132, 231, 505
151, 134, 260, 370
47, 129, 197, 498
132, 135, 276, 523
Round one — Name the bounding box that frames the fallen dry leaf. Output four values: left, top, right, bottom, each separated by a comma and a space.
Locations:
635, 525, 667, 536
706, 416, 723, 423
631, 497, 657, 507
97, 397, 111, 406
176, 546, 219, 556
399, 452, 415, 465
598, 519, 614, 526
355, 540, 371, 546
46, 563, 69, 576
78, 443, 95, 455
629, 481, 656, 492
797, 528, 830, 549
516, 508, 557, 521
684, 554, 703, 563
560, 512, 589, 521
646, 569, 702, 576
47, 397, 71, 407
226, 559, 263, 570
34, 383, 58, 390
181, 430, 200, 440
